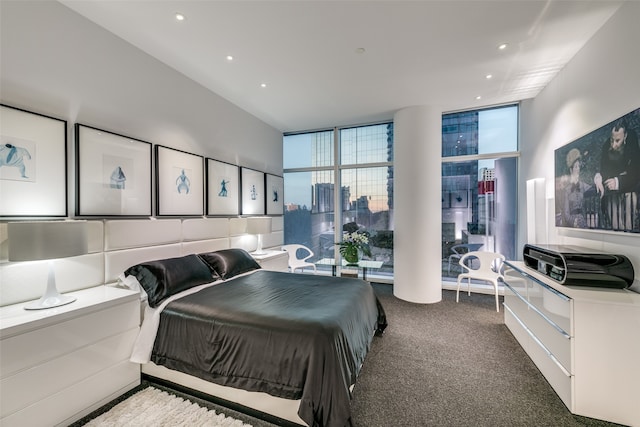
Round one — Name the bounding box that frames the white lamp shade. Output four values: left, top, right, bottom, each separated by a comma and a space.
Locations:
246, 216, 272, 235
8, 221, 88, 262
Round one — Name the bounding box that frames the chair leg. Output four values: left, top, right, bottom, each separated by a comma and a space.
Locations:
456, 277, 461, 303
467, 277, 471, 296
493, 281, 500, 312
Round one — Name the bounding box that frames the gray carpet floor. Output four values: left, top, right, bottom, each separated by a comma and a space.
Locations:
349, 284, 624, 427
75, 284, 626, 427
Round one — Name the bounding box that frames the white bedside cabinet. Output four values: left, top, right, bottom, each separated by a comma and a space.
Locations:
0, 286, 141, 427
252, 250, 289, 272
503, 261, 640, 426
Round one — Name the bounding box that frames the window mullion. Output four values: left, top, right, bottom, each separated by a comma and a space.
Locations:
333, 127, 342, 258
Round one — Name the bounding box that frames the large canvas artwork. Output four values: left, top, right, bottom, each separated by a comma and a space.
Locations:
554, 108, 640, 233
0, 104, 67, 217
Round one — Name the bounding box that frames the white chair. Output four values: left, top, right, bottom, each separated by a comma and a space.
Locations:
456, 251, 505, 312
447, 243, 484, 274
281, 244, 317, 274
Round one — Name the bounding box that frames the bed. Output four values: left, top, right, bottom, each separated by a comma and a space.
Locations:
122, 248, 387, 427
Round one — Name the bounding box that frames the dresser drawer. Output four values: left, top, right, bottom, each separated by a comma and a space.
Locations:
504, 306, 572, 409
1, 327, 138, 418
504, 282, 572, 372
1, 299, 139, 378
504, 267, 571, 334
1, 359, 139, 427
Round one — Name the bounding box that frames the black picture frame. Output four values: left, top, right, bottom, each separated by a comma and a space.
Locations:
0, 104, 67, 217
206, 158, 240, 216
265, 173, 284, 215
75, 124, 152, 216
156, 145, 204, 216
240, 167, 265, 215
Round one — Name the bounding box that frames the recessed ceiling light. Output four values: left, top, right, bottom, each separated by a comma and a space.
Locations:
260, 83, 267, 88
476, 95, 482, 100
486, 74, 493, 79
226, 55, 233, 61
498, 43, 508, 50
355, 47, 366, 54
175, 13, 185, 21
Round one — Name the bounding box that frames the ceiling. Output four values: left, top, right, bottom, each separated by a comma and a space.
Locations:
59, 0, 622, 133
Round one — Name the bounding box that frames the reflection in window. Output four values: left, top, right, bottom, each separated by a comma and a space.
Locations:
341, 167, 394, 275
283, 171, 335, 262
341, 124, 393, 165
284, 123, 394, 279
283, 130, 333, 169
442, 104, 517, 157
442, 105, 518, 280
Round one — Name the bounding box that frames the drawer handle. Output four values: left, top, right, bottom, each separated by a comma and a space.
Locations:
504, 282, 571, 339
504, 305, 571, 377
505, 263, 570, 301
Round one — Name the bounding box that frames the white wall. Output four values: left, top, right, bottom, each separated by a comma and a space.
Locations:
519, 2, 640, 282
0, 1, 282, 216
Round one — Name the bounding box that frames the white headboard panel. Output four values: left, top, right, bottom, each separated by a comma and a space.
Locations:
271, 216, 284, 231
0, 216, 283, 307
182, 218, 229, 241
104, 219, 182, 251
229, 218, 247, 237
181, 238, 230, 256
104, 243, 182, 284
263, 231, 284, 250
87, 221, 104, 253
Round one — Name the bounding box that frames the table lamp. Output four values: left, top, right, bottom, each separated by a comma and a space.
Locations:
8, 221, 88, 310
246, 216, 272, 255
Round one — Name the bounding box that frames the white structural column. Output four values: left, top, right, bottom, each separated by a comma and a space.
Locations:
393, 106, 442, 303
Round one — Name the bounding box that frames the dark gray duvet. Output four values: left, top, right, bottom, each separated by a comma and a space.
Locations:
151, 270, 387, 427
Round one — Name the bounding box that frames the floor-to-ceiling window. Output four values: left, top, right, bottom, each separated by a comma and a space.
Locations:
283, 107, 515, 282
284, 123, 394, 280
441, 104, 519, 279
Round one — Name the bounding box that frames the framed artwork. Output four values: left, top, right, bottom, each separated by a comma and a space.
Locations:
75, 124, 152, 216
206, 158, 240, 216
0, 104, 67, 217
241, 167, 265, 215
156, 145, 204, 216
554, 107, 640, 233
450, 191, 468, 208
265, 173, 284, 215
442, 191, 451, 208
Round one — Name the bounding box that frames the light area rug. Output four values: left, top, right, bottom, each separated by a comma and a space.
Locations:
84, 386, 253, 427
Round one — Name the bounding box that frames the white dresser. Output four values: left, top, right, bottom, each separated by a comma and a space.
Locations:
503, 261, 640, 426
0, 286, 140, 427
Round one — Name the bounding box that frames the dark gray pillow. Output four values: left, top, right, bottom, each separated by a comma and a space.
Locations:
198, 248, 261, 280
124, 254, 215, 308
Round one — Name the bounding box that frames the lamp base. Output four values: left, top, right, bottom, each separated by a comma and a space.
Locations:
24, 260, 77, 310
24, 294, 77, 310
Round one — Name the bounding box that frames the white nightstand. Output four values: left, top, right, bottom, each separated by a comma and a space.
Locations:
0, 286, 141, 427
251, 250, 289, 272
